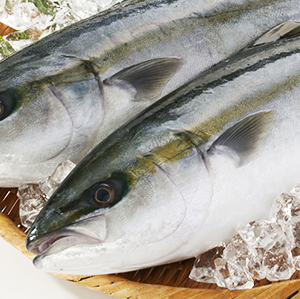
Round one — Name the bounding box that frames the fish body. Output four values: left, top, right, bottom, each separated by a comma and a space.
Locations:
1, 0, 300, 187
26, 25, 300, 274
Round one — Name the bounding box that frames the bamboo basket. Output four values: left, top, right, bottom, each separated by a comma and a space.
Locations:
1, 22, 300, 299
1, 188, 300, 299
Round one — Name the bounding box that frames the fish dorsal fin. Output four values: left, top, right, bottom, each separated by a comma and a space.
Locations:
103, 58, 183, 101
248, 21, 300, 48
207, 111, 273, 164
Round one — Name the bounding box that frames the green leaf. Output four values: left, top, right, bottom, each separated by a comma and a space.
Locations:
0, 38, 15, 57
8, 30, 29, 41
28, 0, 56, 16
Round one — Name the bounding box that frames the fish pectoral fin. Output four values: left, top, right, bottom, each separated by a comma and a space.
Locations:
103, 57, 183, 101
207, 111, 273, 165
247, 20, 300, 48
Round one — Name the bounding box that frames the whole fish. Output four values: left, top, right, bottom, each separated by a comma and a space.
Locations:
26, 22, 300, 275
1, 0, 300, 187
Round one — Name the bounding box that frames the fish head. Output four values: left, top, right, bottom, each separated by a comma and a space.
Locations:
0, 57, 103, 186
26, 140, 212, 274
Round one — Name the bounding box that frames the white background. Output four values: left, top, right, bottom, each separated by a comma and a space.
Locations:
0, 237, 117, 299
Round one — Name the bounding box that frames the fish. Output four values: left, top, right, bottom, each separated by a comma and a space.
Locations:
26, 22, 300, 275
1, 0, 300, 187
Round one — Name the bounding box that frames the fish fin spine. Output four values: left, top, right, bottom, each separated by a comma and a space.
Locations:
247, 20, 300, 48
207, 111, 273, 165
103, 57, 183, 101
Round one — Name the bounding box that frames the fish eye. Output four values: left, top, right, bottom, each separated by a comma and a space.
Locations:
93, 183, 116, 207
87, 173, 129, 210
0, 92, 17, 121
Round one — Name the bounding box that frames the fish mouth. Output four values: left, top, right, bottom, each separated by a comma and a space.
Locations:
28, 231, 73, 255
27, 215, 107, 255
27, 230, 101, 255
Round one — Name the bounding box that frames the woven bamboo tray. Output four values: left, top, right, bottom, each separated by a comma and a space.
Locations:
1, 188, 300, 298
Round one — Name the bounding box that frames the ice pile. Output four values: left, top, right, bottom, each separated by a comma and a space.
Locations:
0, 0, 122, 59
18, 160, 75, 228
1, 0, 121, 31
190, 185, 300, 289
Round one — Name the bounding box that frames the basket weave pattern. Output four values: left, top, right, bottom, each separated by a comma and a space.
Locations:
1, 188, 300, 298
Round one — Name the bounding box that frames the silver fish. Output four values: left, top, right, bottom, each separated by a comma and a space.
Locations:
1, 0, 300, 187
26, 22, 300, 275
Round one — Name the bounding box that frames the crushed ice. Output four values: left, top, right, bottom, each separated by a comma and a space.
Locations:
18, 184, 48, 228
190, 185, 300, 289
18, 160, 75, 228
38, 160, 76, 198
0, 0, 122, 59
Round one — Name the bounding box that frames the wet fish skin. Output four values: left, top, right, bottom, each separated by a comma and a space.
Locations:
3, 0, 300, 93
1, 0, 300, 187
26, 24, 300, 274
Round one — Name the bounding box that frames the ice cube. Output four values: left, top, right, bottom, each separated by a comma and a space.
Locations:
189, 243, 225, 283
18, 184, 47, 228
214, 258, 254, 290
263, 246, 294, 281
39, 160, 75, 198
18, 160, 76, 227
270, 193, 293, 225
223, 238, 252, 267
238, 220, 286, 250
247, 248, 265, 280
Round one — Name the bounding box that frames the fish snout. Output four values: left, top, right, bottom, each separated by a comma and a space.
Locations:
26, 230, 72, 255
26, 214, 107, 255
